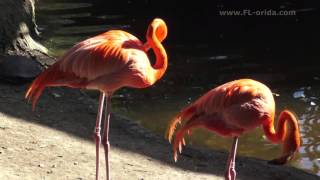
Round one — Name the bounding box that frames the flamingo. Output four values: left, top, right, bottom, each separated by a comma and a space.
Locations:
166, 79, 301, 180
25, 18, 168, 180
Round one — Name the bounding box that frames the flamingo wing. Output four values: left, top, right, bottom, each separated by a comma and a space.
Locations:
167, 79, 276, 160
192, 79, 274, 131
58, 30, 145, 81
26, 30, 146, 109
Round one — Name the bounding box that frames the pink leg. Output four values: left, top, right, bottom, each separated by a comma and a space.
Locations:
102, 93, 112, 180
94, 93, 106, 180
225, 137, 238, 180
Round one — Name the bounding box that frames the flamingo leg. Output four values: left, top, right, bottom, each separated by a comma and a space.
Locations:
94, 93, 106, 180
102, 93, 112, 180
225, 137, 239, 180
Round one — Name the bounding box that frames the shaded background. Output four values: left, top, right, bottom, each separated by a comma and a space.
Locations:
67, 0, 320, 62
38, 0, 320, 84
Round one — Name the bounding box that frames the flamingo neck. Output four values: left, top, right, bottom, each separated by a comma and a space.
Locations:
263, 110, 301, 162
146, 23, 168, 83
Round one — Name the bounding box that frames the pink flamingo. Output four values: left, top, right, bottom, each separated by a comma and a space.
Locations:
167, 79, 301, 180
26, 18, 168, 180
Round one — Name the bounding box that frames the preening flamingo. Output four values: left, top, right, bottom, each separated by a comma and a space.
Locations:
25, 18, 168, 180
167, 79, 301, 180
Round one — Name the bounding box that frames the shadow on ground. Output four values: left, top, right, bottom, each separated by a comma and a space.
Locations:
0, 81, 318, 180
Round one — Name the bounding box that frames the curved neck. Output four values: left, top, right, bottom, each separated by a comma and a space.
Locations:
145, 20, 168, 83
263, 110, 301, 162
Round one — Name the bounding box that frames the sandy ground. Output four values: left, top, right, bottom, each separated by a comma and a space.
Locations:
0, 83, 319, 180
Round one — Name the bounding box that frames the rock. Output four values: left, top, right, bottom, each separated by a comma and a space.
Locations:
0, 55, 42, 84
46, 169, 53, 174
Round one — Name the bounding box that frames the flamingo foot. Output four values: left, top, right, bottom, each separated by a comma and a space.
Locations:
102, 93, 112, 180
103, 140, 110, 180
224, 137, 238, 180
225, 161, 236, 180
95, 128, 101, 180
94, 93, 106, 180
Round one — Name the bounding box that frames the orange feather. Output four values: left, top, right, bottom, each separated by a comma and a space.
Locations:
26, 18, 168, 110
167, 79, 301, 164
25, 18, 168, 180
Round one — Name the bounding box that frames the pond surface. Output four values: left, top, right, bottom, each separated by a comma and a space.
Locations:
36, 0, 320, 176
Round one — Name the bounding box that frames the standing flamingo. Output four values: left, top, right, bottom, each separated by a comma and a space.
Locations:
25, 18, 168, 180
167, 79, 301, 180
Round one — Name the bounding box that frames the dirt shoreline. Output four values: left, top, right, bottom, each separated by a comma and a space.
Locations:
0, 83, 318, 180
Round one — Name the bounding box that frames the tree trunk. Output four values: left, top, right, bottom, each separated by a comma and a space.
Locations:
0, 0, 52, 84
0, 0, 47, 55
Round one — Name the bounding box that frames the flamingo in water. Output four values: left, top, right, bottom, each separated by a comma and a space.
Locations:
25, 18, 168, 180
167, 79, 301, 180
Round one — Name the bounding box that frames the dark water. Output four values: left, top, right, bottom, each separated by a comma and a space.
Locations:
36, 0, 320, 176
